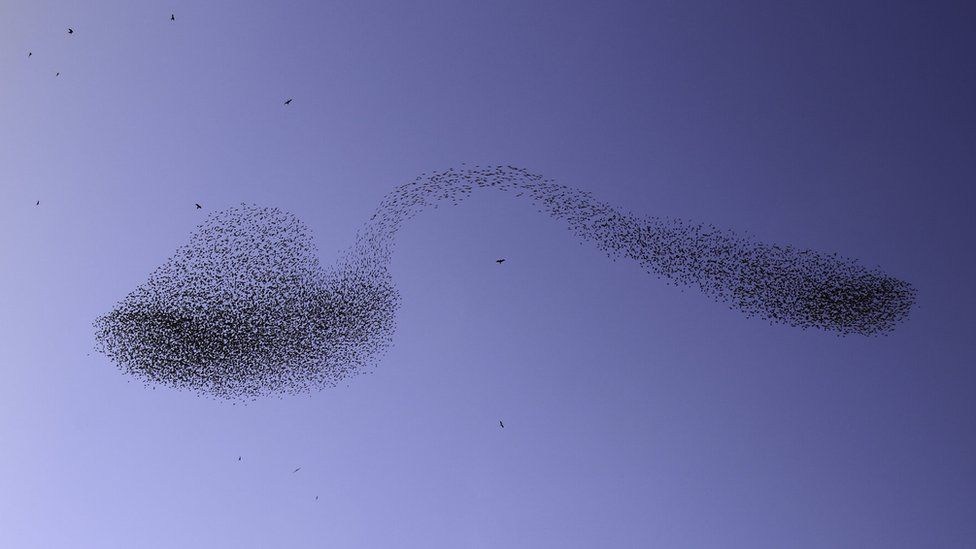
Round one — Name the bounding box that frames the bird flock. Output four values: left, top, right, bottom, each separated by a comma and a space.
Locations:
93, 165, 916, 401
93, 204, 399, 400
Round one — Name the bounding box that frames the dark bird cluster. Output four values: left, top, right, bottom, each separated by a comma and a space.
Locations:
94, 166, 915, 400
94, 204, 399, 400
368, 165, 916, 336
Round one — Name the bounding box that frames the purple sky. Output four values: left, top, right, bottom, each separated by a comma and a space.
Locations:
2, 1, 974, 547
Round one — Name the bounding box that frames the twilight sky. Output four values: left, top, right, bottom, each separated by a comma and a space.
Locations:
1, 1, 974, 547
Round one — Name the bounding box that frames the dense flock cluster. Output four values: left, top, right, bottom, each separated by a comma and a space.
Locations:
94, 166, 916, 399
93, 205, 399, 400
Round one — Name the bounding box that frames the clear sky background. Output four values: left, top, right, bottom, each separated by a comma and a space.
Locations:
1, 1, 974, 547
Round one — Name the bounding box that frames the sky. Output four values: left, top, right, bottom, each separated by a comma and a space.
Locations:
1, 1, 975, 547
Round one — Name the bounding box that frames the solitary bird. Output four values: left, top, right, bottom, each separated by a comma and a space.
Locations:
195, 203, 202, 209
292, 467, 301, 474
171, 14, 175, 21
28, 52, 31, 58
55, 72, 60, 77
67, 28, 73, 34
35, 200, 39, 206
284, 98, 292, 105
499, 420, 504, 428
238, 456, 241, 461
495, 258, 505, 264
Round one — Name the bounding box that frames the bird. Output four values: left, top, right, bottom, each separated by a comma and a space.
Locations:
292, 467, 301, 473
35, 200, 39, 206
55, 72, 60, 77
499, 420, 505, 428
28, 52, 31, 58
238, 456, 241, 461
495, 258, 505, 264
315, 496, 319, 501
284, 98, 292, 105
67, 28, 73, 34
195, 203, 202, 209
171, 14, 175, 21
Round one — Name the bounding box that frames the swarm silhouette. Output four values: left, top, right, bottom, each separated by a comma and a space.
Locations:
94, 166, 916, 399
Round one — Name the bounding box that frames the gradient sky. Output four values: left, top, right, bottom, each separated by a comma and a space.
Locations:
2, 1, 974, 547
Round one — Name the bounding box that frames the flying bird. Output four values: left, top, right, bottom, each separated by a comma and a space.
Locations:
284, 98, 292, 105
35, 201, 39, 206
171, 14, 175, 21
292, 467, 301, 474
499, 420, 504, 428
55, 72, 60, 77
195, 203, 202, 209
495, 259, 505, 264
28, 52, 32, 58
67, 28, 73, 34
238, 456, 241, 461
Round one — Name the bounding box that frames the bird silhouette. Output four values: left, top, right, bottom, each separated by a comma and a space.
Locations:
35, 200, 39, 206
195, 203, 202, 209
495, 259, 505, 264
284, 98, 292, 105
28, 52, 32, 58
171, 14, 175, 21
55, 72, 60, 77
238, 456, 242, 461
292, 467, 301, 474
499, 420, 504, 428
67, 28, 73, 34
